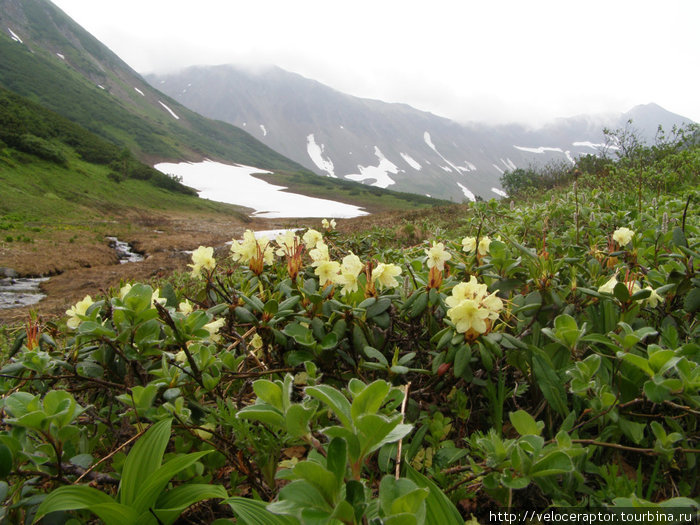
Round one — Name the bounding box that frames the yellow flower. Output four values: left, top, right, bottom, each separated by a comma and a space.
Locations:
119, 284, 132, 299
231, 230, 274, 274
598, 275, 618, 294
612, 227, 634, 247
302, 228, 323, 249
425, 242, 452, 271
188, 246, 216, 278
461, 236, 476, 253
250, 333, 264, 350
315, 260, 341, 285
151, 288, 166, 307
445, 276, 503, 339
178, 300, 193, 315
66, 295, 94, 329
321, 218, 336, 230
478, 236, 491, 256
275, 231, 301, 257
644, 286, 664, 308
341, 252, 363, 276
309, 242, 330, 266
447, 298, 490, 334
204, 317, 226, 342
372, 263, 402, 289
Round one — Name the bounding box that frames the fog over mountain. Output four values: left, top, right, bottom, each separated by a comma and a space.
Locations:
147, 65, 695, 201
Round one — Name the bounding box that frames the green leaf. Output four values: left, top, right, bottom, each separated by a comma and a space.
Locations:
613, 282, 631, 302
326, 437, 347, 489
237, 405, 286, 429
253, 380, 284, 411
132, 450, 212, 514
154, 484, 228, 525
363, 346, 388, 366
684, 288, 700, 313
306, 385, 352, 429
285, 404, 314, 438
404, 465, 463, 525
34, 486, 136, 525
531, 350, 568, 417
119, 419, 172, 506
356, 414, 411, 457
283, 323, 316, 347
0, 444, 12, 479
530, 451, 574, 477
509, 410, 543, 436
351, 380, 390, 422
225, 496, 297, 525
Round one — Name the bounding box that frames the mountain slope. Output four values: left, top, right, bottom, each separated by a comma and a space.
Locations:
147, 65, 695, 201
0, 0, 304, 171
0, 0, 447, 214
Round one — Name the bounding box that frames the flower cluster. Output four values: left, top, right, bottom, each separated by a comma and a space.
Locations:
612, 227, 634, 247
462, 235, 491, 257
230, 230, 274, 275
189, 246, 216, 279
446, 276, 503, 341
597, 273, 664, 307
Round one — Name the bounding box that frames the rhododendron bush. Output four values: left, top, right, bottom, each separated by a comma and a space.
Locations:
1, 140, 699, 523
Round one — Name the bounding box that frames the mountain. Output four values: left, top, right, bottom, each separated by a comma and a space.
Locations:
0, 0, 444, 214
147, 65, 695, 201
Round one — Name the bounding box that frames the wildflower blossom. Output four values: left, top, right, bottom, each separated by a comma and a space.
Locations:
151, 288, 166, 307
275, 231, 304, 279
337, 252, 363, 295
189, 246, 216, 279
230, 230, 274, 275
315, 260, 341, 286
119, 284, 132, 300
478, 236, 491, 256
461, 236, 476, 254
203, 318, 226, 342
644, 286, 664, 308
302, 228, 323, 249
179, 300, 193, 315
598, 275, 618, 295
425, 242, 451, 271
612, 227, 634, 247
309, 242, 330, 266
321, 218, 337, 230
372, 263, 402, 289
445, 275, 503, 341
461, 236, 491, 256
66, 295, 94, 329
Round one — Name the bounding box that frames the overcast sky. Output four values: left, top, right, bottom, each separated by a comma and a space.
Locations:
51, 0, 700, 126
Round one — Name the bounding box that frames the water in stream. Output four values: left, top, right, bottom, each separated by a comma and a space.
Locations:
106, 236, 144, 263
0, 276, 49, 309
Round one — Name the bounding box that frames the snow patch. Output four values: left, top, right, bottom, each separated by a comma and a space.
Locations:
572, 141, 603, 149
56, 52, 65, 60
158, 101, 180, 119
501, 158, 517, 171
457, 183, 476, 202
425, 131, 472, 174
514, 145, 564, 154
97, 85, 105, 90
564, 151, 575, 164
306, 134, 336, 178
134, 87, 145, 96
492, 164, 505, 174
345, 147, 399, 189
7, 27, 22, 43
260, 124, 268, 136
491, 187, 508, 198
400, 152, 422, 170
440, 166, 453, 172
154, 160, 367, 219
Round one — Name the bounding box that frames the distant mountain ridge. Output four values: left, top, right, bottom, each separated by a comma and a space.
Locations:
147, 65, 695, 201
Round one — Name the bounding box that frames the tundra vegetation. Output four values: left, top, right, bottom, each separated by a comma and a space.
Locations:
0, 125, 698, 524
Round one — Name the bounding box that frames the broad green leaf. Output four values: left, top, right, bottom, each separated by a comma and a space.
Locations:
0, 444, 12, 479
531, 450, 574, 477
253, 380, 284, 411
237, 405, 286, 428
306, 385, 352, 429
351, 380, 390, 421
531, 350, 568, 417
326, 437, 347, 488
509, 410, 543, 436
363, 346, 388, 366
285, 403, 314, 438
225, 496, 298, 525
33, 485, 135, 525
154, 484, 228, 525
287, 461, 338, 506
119, 419, 172, 506
404, 465, 463, 525
132, 450, 212, 514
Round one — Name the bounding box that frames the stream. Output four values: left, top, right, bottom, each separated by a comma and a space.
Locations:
0, 276, 49, 310
0, 237, 144, 310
